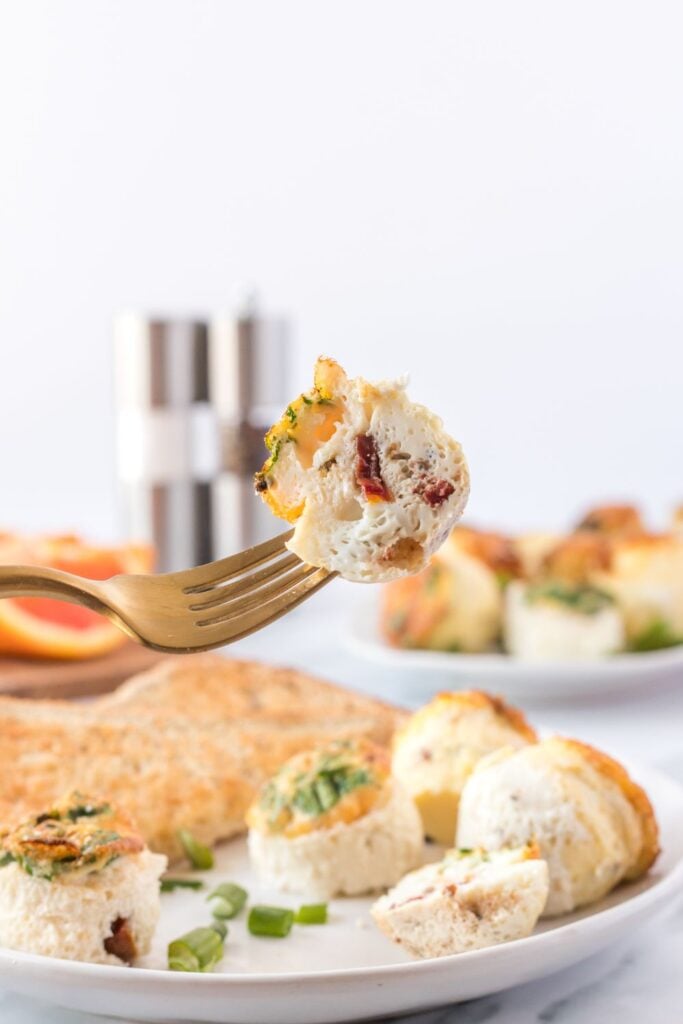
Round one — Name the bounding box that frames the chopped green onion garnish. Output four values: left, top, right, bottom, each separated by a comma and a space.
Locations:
168, 926, 224, 972
211, 920, 228, 941
0, 852, 13, 869
210, 897, 235, 919
207, 882, 248, 919
160, 877, 204, 893
248, 905, 294, 938
177, 829, 214, 870
295, 903, 327, 925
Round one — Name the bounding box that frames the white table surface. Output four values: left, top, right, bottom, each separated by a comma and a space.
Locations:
2, 580, 683, 1023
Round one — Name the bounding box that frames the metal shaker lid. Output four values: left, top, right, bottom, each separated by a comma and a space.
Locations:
209, 304, 289, 422
114, 314, 210, 409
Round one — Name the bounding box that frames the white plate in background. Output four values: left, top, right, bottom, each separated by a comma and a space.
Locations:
346, 600, 683, 702
0, 761, 680, 1024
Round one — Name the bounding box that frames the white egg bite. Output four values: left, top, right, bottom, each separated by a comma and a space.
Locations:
248, 782, 423, 900
255, 358, 469, 583
456, 738, 659, 916
371, 845, 548, 959
503, 580, 625, 660
392, 691, 536, 845
0, 848, 166, 965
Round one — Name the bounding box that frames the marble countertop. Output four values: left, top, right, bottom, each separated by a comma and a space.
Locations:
2, 581, 682, 1023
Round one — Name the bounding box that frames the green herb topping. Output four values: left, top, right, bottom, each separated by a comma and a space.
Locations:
525, 582, 615, 616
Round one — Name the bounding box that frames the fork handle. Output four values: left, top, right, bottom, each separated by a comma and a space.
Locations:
0, 565, 111, 618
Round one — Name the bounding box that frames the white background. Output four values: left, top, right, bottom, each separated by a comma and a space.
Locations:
1, 0, 682, 541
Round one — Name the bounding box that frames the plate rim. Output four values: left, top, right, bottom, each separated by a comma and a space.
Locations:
346, 601, 683, 677
0, 760, 681, 990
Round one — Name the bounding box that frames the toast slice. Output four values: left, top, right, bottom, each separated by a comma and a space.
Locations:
0, 655, 405, 861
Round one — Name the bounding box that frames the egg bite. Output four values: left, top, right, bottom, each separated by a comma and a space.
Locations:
503, 580, 625, 660
381, 526, 521, 653
247, 739, 422, 898
371, 843, 548, 958
0, 792, 166, 964
594, 533, 683, 650
391, 691, 536, 844
254, 358, 469, 582
456, 738, 659, 916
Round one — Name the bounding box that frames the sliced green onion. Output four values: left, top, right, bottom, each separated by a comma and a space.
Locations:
295, 903, 328, 925
248, 905, 294, 938
177, 829, 214, 870
209, 897, 234, 919
210, 920, 228, 941
168, 926, 224, 972
207, 881, 248, 919
160, 877, 204, 893
313, 775, 338, 811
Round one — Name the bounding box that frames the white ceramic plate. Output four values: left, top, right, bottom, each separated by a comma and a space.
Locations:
347, 602, 683, 701
0, 761, 680, 1024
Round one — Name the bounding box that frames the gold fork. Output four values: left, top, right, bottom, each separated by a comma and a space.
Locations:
0, 531, 335, 653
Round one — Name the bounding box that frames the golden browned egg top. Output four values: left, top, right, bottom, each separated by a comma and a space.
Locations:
247, 738, 391, 838
0, 791, 144, 880
575, 504, 644, 538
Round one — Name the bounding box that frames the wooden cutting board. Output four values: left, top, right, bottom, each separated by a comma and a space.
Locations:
0, 642, 168, 699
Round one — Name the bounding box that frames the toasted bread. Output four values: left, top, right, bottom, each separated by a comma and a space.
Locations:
0, 655, 405, 862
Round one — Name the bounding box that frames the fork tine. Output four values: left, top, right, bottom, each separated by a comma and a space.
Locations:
194, 562, 320, 624
179, 529, 294, 594
187, 551, 301, 612
193, 568, 335, 648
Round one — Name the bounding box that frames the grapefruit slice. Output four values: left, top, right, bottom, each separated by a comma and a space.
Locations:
0, 534, 154, 660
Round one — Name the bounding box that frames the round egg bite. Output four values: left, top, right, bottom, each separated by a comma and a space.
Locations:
456, 737, 659, 916
381, 526, 521, 653
0, 792, 166, 965
247, 739, 423, 898
503, 579, 625, 659
392, 692, 537, 845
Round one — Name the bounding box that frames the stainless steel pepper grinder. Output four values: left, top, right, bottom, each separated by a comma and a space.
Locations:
114, 305, 289, 571
209, 306, 290, 557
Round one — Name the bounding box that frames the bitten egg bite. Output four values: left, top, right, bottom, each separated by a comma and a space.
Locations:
247, 739, 422, 898
456, 738, 659, 916
503, 580, 625, 660
391, 691, 536, 844
254, 358, 469, 582
371, 843, 548, 958
381, 526, 520, 653
0, 791, 166, 964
